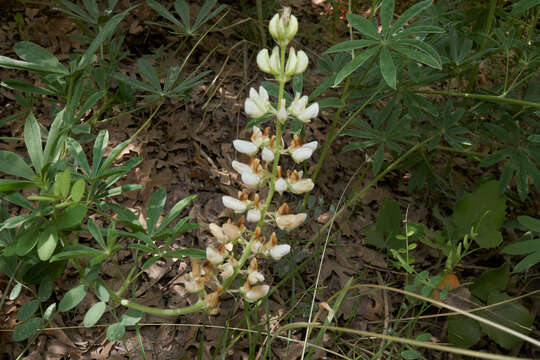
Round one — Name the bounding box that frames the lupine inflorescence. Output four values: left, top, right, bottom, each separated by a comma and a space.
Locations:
184, 7, 319, 313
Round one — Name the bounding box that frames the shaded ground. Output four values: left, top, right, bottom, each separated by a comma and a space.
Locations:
0, 1, 538, 359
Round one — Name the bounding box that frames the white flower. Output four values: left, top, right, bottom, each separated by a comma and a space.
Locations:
270, 244, 291, 260
256, 49, 271, 73
232, 160, 251, 175
290, 141, 318, 163
288, 93, 308, 115
185, 279, 202, 293
233, 139, 258, 156
270, 46, 281, 74
275, 178, 288, 194
218, 262, 234, 280
251, 126, 265, 147
294, 50, 308, 74
222, 223, 241, 241
247, 208, 261, 223
245, 284, 270, 302
241, 172, 261, 188
289, 178, 314, 194
285, 48, 298, 77
276, 213, 307, 231
244, 86, 270, 118
297, 103, 319, 122
262, 147, 274, 162
251, 240, 264, 254
209, 223, 226, 242
222, 195, 247, 213
206, 245, 225, 265
248, 271, 265, 285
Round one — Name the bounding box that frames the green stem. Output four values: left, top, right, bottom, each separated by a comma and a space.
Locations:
413, 89, 540, 109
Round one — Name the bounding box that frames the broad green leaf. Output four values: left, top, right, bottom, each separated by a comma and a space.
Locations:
193, 0, 226, 31
479, 292, 534, 350
24, 113, 43, 173
9, 283, 22, 300
174, 0, 190, 29
84, 301, 106, 327
58, 284, 87, 312
99, 139, 131, 174
0, 151, 34, 180
17, 300, 40, 321
87, 219, 106, 250
43, 109, 66, 165
470, 264, 509, 301
479, 149, 511, 168
373, 144, 385, 175
511, 0, 540, 15
15, 227, 41, 256
142, 256, 161, 270
37, 227, 58, 261
75, 90, 106, 123
71, 178, 86, 202
452, 180, 506, 248
0, 55, 68, 75
511, 251, 540, 273
13, 41, 64, 71
0, 179, 36, 192
448, 316, 481, 348
517, 216, 540, 232
0, 213, 35, 231
82, 0, 99, 20
96, 280, 109, 302
120, 309, 143, 326
98, 184, 142, 198
391, 0, 433, 35
146, 188, 167, 235
53, 170, 71, 198
164, 66, 180, 91
380, 46, 396, 89
56, 204, 88, 229
13, 318, 42, 341
107, 322, 125, 341
380, 0, 394, 38
38, 277, 54, 302
400, 350, 419, 360
334, 46, 379, 86
502, 239, 540, 255
155, 194, 196, 235
392, 44, 441, 69
325, 39, 378, 54
346, 14, 380, 40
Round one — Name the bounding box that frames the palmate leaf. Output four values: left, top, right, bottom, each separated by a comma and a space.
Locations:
334, 46, 380, 86
346, 14, 380, 40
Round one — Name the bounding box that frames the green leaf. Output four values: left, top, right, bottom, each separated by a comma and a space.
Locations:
98, 184, 142, 198
43, 303, 56, 321
479, 149, 511, 168
147, 0, 181, 26
37, 227, 58, 261
13, 318, 42, 341
334, 46, 379, 86
345, 14, 380, 40
162, 248, 206, 259
43, 109, 65, 164
517, 216, 540, 232
511, 0, 540, 15
392, 43, 441, 69
53, 170, 71, 198
120, 309, 143, 326
87, 219, 106, 250
24, 113, 43, 173
470, 264, 509, 301
363, 199, 402, 250
391, 0, 432, 35
13, 41, 64, 71
1, 79, 57, 95
174, 0, 190, 29
380, 46, 396, 89
452, 180, 506, 248
9, 283, 22, 300
84, 301, 106, 327
155, 194, 195, 235
17, 299, 40, 321
0, 55, 68, 75
71, 178, 86, 202
50, 244, 103, 262
380, 0, 394, 38
448, 316, 481, 348
91, 130, 109, 177
0, 179, 36, 192
372, 144, 385, 175
146, 188, 167, 235
163, 66, 180, 92
15, 227, 41, 256
38, 277, 54, 302
400, 349, 419, 360
137, 58, 161, 91
0, 151, 35, 179
479, 292, 534, 350
56, 204, 88, 229
66, 138, 91, 175
318, 97, 345, 109
58, 284, 87, 312
142, 256, 161, 270
107, 322, 126, 341
325, 39, 378, 54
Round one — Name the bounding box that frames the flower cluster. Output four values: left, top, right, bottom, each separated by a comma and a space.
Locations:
184, 7, 319, 312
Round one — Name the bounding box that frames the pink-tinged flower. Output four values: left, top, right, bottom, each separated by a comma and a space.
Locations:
245, 284, 270, 302
270, 244, 291, 260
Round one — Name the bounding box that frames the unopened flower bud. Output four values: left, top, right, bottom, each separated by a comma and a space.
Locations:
241, 172, 261, 188
262, 147, 274, 162
256, 49, 272, 73
276, 99, 288, 123
275, 178, 288, 194
269, 8, 298, 46
247, 208, 262, 223
294, 50, 309, 74
269, 46, 281, 74
285, 48, 298, 77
